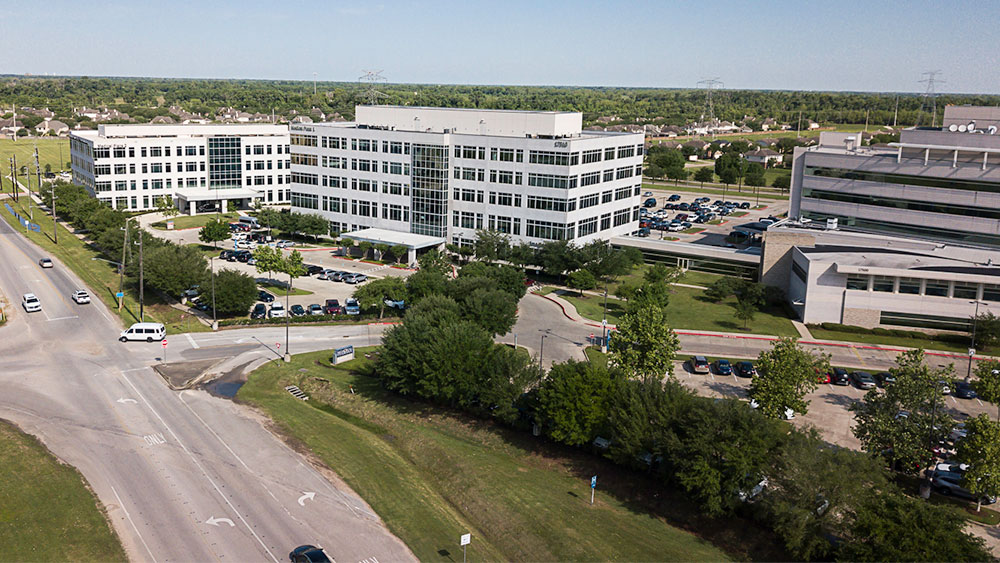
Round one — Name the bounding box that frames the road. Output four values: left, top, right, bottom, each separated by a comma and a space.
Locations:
0, 212, 413, 563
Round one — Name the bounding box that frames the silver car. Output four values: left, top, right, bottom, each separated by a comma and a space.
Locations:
72, 290, 91, 304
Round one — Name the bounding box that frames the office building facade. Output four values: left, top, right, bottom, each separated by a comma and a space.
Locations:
288, 106, 644, 246
70, 124, 290, 214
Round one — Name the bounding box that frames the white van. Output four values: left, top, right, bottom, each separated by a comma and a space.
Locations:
238, 216, 260, 229
120, 322, 166, 342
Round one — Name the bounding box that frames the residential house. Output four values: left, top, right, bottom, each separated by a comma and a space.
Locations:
0, 118, 24, 136
35, 119, 69, 136
744, 148, 782, 168
150, 115, 175, 124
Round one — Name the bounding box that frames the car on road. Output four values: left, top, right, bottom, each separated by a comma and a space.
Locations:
275, 240, 296, 249
873, 371, 896, 387
714, 359, 733, 376
251, 303, 267, 319
38, 257, 53, 268
306, 264, 324, 276
323, 299, 343, 315
307, 303, 324, 316
345, 298, 361, 315
691, 356, 710, 374
268, 303, 286, 318
829, 367, 850, 386
850, 371, 877, 390
954, 380, 978, 399
289, 545, 332, 563
734, 361, 757, 378
344, 273, 368, 284
290, 304, 306, 317
119, 322, 166, 342
71, 290, 91, 304
258, 290, 275, 303
21, 293, 41, 312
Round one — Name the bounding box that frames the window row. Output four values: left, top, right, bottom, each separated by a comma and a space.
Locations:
845, 273, 1000, 302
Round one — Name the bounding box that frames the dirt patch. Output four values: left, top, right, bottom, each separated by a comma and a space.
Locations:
152, 358, 224, 389
200, 359, 258, 398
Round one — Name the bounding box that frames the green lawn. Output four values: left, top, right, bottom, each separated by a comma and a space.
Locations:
258, 280, 313, 296
0, 420, 126, 562
0, 137, 70, 175
555, 286, 798, 336
239, 349, 736, 561
0, 200, 210, 333
806, 326, 970, 354
151, 212, 239, 230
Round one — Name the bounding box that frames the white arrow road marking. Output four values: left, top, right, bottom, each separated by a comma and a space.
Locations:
117, 398, 138, 404
205, 516, 235, 527
297, 492, 316, 506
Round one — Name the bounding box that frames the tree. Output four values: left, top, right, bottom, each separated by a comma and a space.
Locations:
297, 213, 329, 240
693, 166, 714, 187
154, 195, 179, 218
609, 303, 679, 380
744, 162, 766, 187
973, 311, 1000, 351
567, 269, 597, 296
417, 248, 451, 275
536, 361, 616, 446
644, 163, 664, 179
703, 277, 737, 302
665, 165, 689, 185
212, 269, 257, 315
198, 218, 230, 249
734, 299, 757, 330
644, 264, 682, 286
851, 349, 954, 474
405, 269, 449, 305
44, 163, 52, 174
226, 200, 238, 213
353, 277, 407, 318
282, 249, 307, 279
955, 414, 1000, 511
374, 243, 390, 261
458, 262, 527, 299
459, 288, 518, 336
252, 244, 284, 281
142, 244, 209, 297
718, 166, 738, 187
973, 359, 1000, 420
771, 174, 791, 193
357, 240, 373, 260
339, 237, 354, 257
390, 244, 409, 264
473, 230, 511, 263
536, 240, 581, 280
748, 337, 828, 418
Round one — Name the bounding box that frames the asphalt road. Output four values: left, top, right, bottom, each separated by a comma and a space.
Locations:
0, 212, 412, 563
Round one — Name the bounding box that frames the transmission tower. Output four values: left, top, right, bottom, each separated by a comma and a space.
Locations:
358, 70, 388, 105
917, 70, 944, 127
696, 77, 723, 123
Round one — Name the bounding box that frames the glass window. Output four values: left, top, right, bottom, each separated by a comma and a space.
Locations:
898, 277, 921, 295
953, 282, 979, 300
983, 284, 1000, 303
924, 280, 949, 297
872, 276, 894, 293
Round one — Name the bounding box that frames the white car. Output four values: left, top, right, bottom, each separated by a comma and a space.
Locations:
38, 258, 54, 268
667, 222, 685, 232
72, 290, 91, 304
642, 191, 653, 197
748, 399, 795, 420
268, 303, 286, 318
22, 293, 41, 312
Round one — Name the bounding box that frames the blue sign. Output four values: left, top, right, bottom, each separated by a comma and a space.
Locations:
116, 292, 125, 298
334, 345, 354, 358
591, 476, 597, 489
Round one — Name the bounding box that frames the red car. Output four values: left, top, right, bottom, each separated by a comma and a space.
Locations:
323, 299, 345, 315
816, 369, 830, 384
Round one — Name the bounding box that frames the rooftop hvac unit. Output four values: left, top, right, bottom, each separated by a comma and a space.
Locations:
826, 217, 838, 230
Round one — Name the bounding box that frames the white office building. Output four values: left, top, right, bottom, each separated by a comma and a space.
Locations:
70, 124, 290, 214
288, 105, 644, 248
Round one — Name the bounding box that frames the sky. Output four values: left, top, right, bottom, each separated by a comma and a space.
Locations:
3, 0, 999, 94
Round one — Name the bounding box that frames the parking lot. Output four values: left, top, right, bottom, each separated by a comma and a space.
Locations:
642, 186, 790, 246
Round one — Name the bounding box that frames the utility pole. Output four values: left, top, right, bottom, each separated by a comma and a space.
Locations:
211, 256, 217, 330
51, 175, 57, 243
312, 72, 317, 95
8, 157, 14, 202
120, 223, 128, 311
138, 227, 144, 321
893, 95, 899, 128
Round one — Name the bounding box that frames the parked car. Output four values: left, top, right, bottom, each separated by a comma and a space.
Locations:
668, 194, 681, 201
22, 293, 41, 312
323, 299, 343, 315
345, 298, 361, 315
739, 202, 751, 209
219, 249, 235, 260
850, 371, 877, 390
257, 290, 275, 303
734, 361, 757, 378
268, 303, 286, 318
182, 285, 200, 298
250, 303, 267, 319
317, 269, 337, 280
931, 471, 997, 505
829, 367, 850, 386
643, 198, 657, 207
38, 257, 53, 268
235, 250, 253, 262
714, 359, 733, 376
691, 356, 710, 374
290, 304, 306, 317
330, 271, 349, 282
71, 290, 91, 304
816, 369, 830, 384
344, 273, 368, 284
954, 380, 978, 399
873, 371, 896, 387
306, 265, 324, 276
307, 304, 324, 316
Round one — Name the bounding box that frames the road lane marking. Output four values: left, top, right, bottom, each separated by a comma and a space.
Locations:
111, 485, 159, 563
186, 333, 200, 349
46, 315, 79, 322
119, 371, 279, 562
143, 433, 167, 446
850, 346, 868, 368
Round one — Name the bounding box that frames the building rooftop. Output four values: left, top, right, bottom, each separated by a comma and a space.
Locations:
72, 123, 288, 140
353, 105, 585, 138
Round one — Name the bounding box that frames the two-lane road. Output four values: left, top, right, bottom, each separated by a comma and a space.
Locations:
0, 213, 413, 562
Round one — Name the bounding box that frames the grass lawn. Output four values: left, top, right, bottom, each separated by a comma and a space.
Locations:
258, 280, 313, 296
681, 227, 706, 234
677, 270, 725, 287
151, 212, 239, 230
0, 200, 209, 333
239, 349, 741, 561
806, 326, 969, 354
555, 286, 798, 336
0, 419, 126, 561
0, 138, 70, 175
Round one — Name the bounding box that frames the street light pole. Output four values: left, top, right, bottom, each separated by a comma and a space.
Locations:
539, 334, 547, 376
137, 226, 144, 322
601, 285, 609, 353
284, 271, 291, 362
968, 300, 983, 379
211, 256, 217, 330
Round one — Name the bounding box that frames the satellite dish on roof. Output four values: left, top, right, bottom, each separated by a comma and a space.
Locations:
949, 124, 959, 132
958, 124, 967, 132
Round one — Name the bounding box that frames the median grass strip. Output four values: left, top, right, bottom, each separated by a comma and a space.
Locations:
239, 349, 731, 562
0, 419, 126, 562
258, 281, 313, 296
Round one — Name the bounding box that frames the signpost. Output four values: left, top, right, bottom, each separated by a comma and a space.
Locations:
333, 345, 355, 365
116, 291, 124, 310
162, 339, 167, 364
590, 475, 597, 505
460, 533, 471, 563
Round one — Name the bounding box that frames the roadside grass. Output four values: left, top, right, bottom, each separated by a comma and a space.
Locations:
0, 138, 69, 174
150, 212, 239, 230
258, 280, 313, 296
0, 419, 126, 562
0, 200, 202, 332
551, 285, 798, 336
806, 326, 970, 355
239, 349, 741, 561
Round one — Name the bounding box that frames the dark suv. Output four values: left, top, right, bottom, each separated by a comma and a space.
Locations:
829, 367, 850, 386
323, 299, 344, 315
250, 303, 266, 319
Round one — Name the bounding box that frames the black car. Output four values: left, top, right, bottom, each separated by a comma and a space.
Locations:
290, 304, 306, 317
250, 303, 266, 319
734, 361, 757, 378
714, 359, 733, 376
678, 202, 690, 211
873, 371, 897, 387
668, 194, 681, 201
850, 371, 877, 390
643, 198, 657, 207
306, 264, 324, 276
289, 545, 332, 563
739, 202, 751, 209
219, 249, 235, 260
235, 250, 252, 263
829, 367, 850, 386
258, 290, 275, 303
954, 380, 978, 399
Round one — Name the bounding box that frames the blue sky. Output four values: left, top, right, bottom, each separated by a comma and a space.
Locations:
4, 0, 999, 93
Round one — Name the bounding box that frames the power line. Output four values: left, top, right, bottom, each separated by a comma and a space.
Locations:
358, 70, 388, 105
696, 77, 723, 123
918, 70, 944, 127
